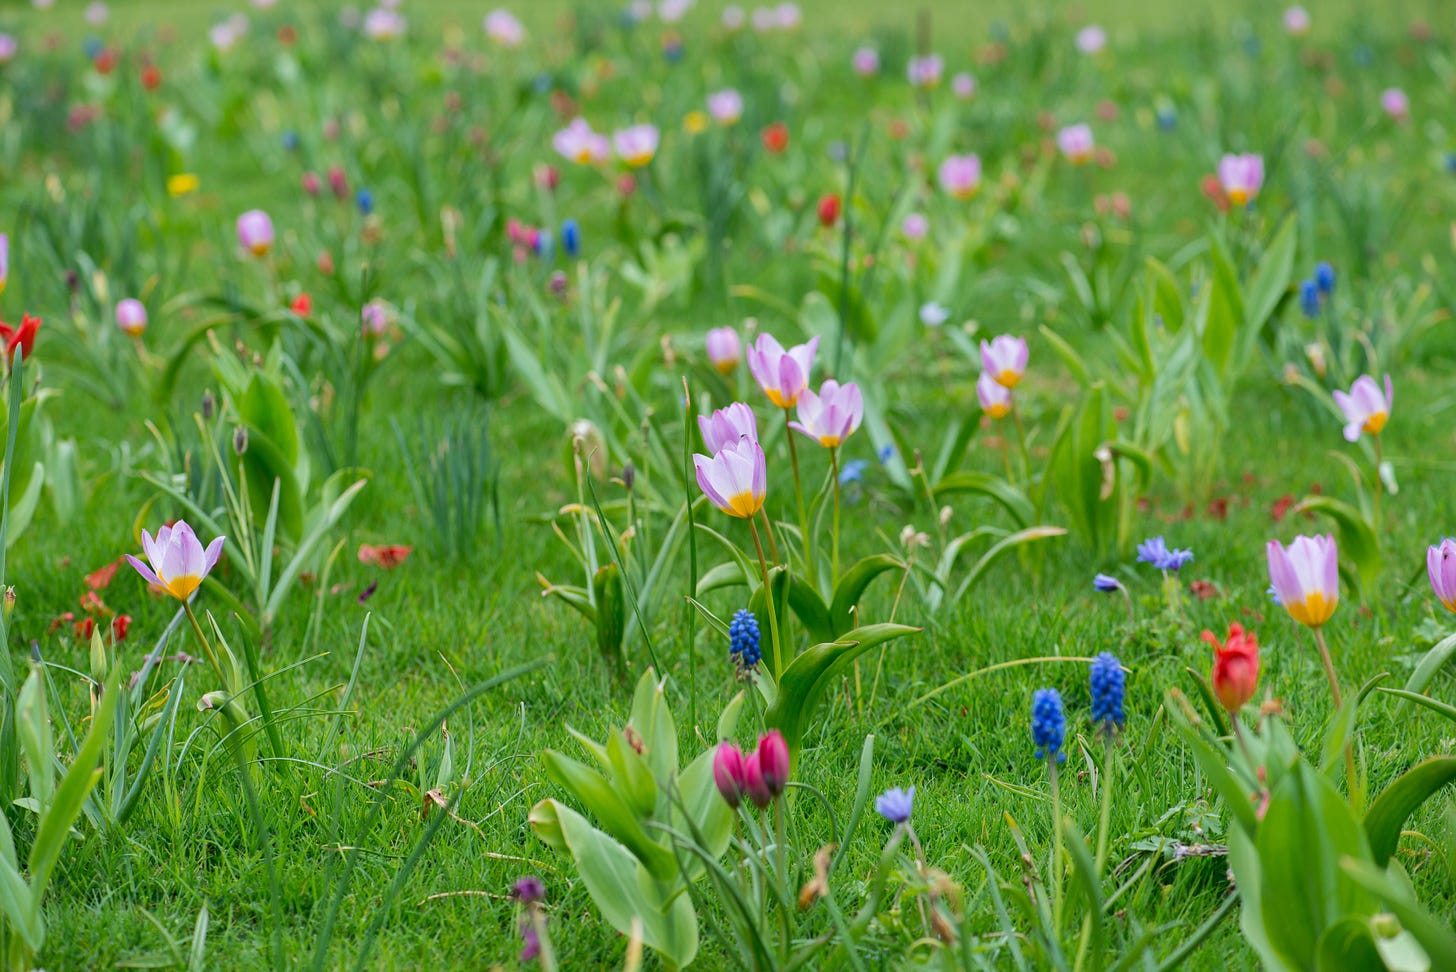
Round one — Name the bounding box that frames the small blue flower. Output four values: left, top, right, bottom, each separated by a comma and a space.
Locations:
1089, 652, 1125, 732
827, 141, 848, 163
356, 188, 374, 216
1267, 584, 1282, 606
561, 218, 581, 258
875, 786, 915, 823
1156, 107, 1178, 131
877, 444, 895, 465
83, 36, 103, 59
1298, 279, 1321, 319
1093, 573, 1122, 593
729, 609, 760, 668
839, 459, 869, 485
1352, 44, 1374, 68
282, 130, 300, 152
1032, 689, 1065, 762
1314, 261, 1335, 295
1136, 537, 1192, 572
532, 72, 553, 95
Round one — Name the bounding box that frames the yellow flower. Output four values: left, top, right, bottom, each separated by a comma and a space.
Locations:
684, 111, 708, 135
167, 173, 199, 197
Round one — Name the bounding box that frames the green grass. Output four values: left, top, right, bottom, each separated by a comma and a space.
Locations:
0, 0, 1453, 970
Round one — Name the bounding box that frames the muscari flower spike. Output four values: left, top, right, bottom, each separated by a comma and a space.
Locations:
1031, 688, 1066, 762
729, 608, 761, 668
1089, 652, 1125, 733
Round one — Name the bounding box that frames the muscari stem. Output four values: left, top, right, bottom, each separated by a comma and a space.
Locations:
1049, 758, 1064, 933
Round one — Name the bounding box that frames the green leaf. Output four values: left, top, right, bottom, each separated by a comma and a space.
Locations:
528, 800, 698, 968
949, 526, 1067, 606
1378, 688, 1456, 726
764, 623, 920, 752
932, 471, 1035, 528
1165, 692, 1258, 835
1397, 631, 1456, 711
1315, 918, 1384, 972
1239, 216, 1298, 367
1038, 324, 1091, 388
787, 573, 834, 646
1257, 762, 1379, 969
540, 751, 677, 882
1364, 756, 1456, 866
1340, 858, 1456, 970
591, 563, 626, 670
627, 670, 678, 782
827, 555, 905, 638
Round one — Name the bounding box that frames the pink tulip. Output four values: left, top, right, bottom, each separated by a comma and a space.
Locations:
706, 89, 743, 126
951, 72, 977, 99
980, 334, 1028, 388
552, 118, 610, 165
1076, 25, 1106, 55
902, 213, 929, 240
938, 155, 982, 200
1380, 88, 1409, 122
1057, 123, 1095, 164
363, 8, 406, 40
1428, 539, 1456, 614
790, 380, 863, 448
1283, 5, 1310, 35
693, 437, 767, 518
698, 402, 758, 454
706, 326, 740, 374
1267, 534, 1339, 628
851, 46, 879, 77
236, 210, 274, 256
115, 299, 147, 337
613, 124, 660, 167
747, 333, 818, 408
1333, 374, 1392, 442
483, 9, 524, 46
977, 371, 1012, 418
126, 521, 225, 602
1217, 153, 1264, 207
907, 54, 944, 89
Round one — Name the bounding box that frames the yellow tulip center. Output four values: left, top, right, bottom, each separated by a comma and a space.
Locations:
165, 574, 202, 601
1287, 591, 1336, 628
721, 490, 761, 518
1363, 411, 1387, 435
250, 242, 271, 257
1227, 187, 1250, 206
765, 388, 798, 409
996, 369, 1021, 388
985, 402, 1011, 419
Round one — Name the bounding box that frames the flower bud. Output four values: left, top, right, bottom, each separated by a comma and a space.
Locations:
233, 426, 249, 455
756, 729, 789, 798
201, 390, 215, 419
712, 742, 747, 808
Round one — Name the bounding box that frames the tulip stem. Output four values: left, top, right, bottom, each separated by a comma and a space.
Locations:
758, 509, 780, 565
748, 518, 783, 680
1372, 435, 1383, 534
784, 411, 814, 585
1011, 399, 1031, 482
830, 448, 841, 587
1312, 626, 1342, 708
182, 601, 226, 691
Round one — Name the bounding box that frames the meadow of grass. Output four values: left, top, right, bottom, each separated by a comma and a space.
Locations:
0, 1, 1454, 970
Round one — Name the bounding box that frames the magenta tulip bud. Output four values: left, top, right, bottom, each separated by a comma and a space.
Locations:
712, 743, 748, 808
328, 165, 349, 201
742, 750, 772, 808
756, 729, 789, 798
302, 171, 322, 196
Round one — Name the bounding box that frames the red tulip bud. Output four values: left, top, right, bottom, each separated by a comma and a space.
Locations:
817, 193, 841, 228
712, 743, 747, 808
1205, 623, 1260, 714
756, 730, 789, 798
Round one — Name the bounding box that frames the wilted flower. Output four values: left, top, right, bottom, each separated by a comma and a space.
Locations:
484, 9, 525, 46
1136, 536, 1193, 571
1283, 5, 1311, 35
980, 334, 1028, 388
115, 299, 147, 337
1057, 123, 1094, 164
790, 380, 863, 447
1267, 534, 1339, 628
707, 88, 743, 125
875, 786, 915, 823
552, 118, 610, 165
1075, 25, 1106, 54
236, 210, 275, 256
1031, 688, 1065, 761
1333, 374, 1392, 442
125, 521, 225, 601
613, 124, 660, 167
1427, 539, 1456, 614
747, 333, 818, 408
851, 46, 879, 77
976, 371, 1012, 419
694, 437, 767, 518
1380, 88, 1410, 122
938, 154, 982, 200
1217, 153, 1264, 207
906, 54, 944, 89
705, 327, 740, 375
698, 402, 758, 453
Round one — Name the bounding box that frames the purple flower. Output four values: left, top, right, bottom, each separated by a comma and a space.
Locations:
1136, 536, 1192, 572
1093, 573, 1122, 593
874, 786, 915, 823
1333, 374, 1392, 442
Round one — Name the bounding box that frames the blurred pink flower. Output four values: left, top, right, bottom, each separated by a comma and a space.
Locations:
938, 154, 982, 200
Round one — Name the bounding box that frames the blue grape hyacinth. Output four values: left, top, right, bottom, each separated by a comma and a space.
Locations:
729, 609, 761, 669
1089, 652, 1126, 733
1031, 688, 1066, 762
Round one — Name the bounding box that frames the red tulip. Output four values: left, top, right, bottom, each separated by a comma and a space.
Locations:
0, 314, 40, 365
817, 193, 841, 228
761, 121, 789, 154
1204, 623, 1259, 715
